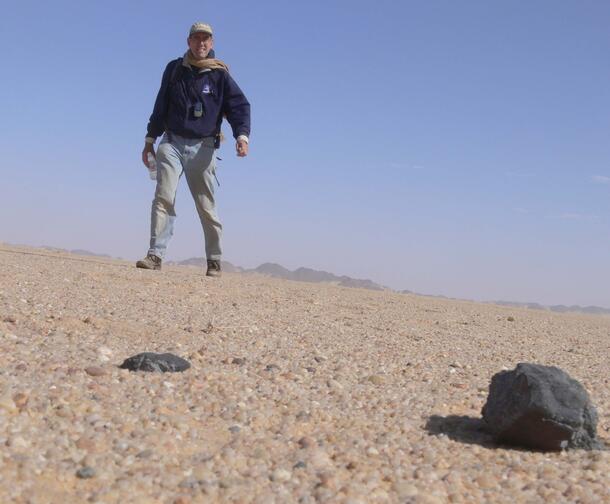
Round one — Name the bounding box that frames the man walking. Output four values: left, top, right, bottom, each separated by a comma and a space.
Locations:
137, 22, 250, 277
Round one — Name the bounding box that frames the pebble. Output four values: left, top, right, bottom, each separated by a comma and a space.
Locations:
298, 436, 316, 449
271, 468, 292, 482
295, 410, 310, 422
84, 366, 107, 377
252, 447, 266, 459
97, 346, 113, 362
55, 405, 73, 418
476, 474, 497, 489
368, 374, 385, 385
308, 449, 332, 469
327, 379, 343, 391
76, 466, 96, 479
395, 481, 419, 497
7, 436, 30, 450
12, 392, 28, 410
0, 393, 18, 413
75, 437, 95, 451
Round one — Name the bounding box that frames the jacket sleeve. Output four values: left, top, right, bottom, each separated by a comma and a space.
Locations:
222, 72, 251, 139
145, 60, 176, 139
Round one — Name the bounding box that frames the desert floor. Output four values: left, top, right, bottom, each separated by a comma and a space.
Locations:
0, 244, 608, 503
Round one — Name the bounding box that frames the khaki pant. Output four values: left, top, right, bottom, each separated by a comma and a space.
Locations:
148, 132, 221, 260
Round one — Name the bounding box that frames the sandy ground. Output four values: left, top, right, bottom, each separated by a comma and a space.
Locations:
0, 244, 608, 504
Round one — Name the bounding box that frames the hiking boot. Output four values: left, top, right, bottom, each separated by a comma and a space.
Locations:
136, 254, 162, 270
206, 259, 221, 277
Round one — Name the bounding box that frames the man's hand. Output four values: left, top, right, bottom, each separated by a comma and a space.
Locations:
236, 139, 248, 157
142, 144, 155, 167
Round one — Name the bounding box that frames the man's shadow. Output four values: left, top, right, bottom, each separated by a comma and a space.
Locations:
425, 415, 497, 448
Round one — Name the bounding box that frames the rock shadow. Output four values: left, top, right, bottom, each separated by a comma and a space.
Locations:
425, 415, 497, 448
426, 415, 610, 452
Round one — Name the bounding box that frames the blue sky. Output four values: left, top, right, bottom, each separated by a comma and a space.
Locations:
1, 1, 609, 307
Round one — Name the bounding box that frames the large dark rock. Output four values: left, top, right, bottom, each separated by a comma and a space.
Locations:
119, 352, 190, 373
482, 363, 599, 451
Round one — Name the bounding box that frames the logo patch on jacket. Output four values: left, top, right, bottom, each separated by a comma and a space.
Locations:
202, 84, 211, 94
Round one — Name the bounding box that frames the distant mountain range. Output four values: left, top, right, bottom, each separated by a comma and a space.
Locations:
69, 249, 113, 258
38, 246, 113, 258
168, 258, 385, 291
491, 301, 610, 316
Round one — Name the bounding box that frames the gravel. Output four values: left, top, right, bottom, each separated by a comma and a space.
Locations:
0, 244, 608, 503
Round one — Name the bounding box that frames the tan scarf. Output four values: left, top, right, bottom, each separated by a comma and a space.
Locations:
185, 51, 229, 72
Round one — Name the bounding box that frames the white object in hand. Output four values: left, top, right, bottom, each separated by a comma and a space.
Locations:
147, 153, 157, 180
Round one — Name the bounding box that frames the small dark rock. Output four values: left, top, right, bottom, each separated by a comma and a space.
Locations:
265, 364, 280, 372
305, 366, 316, 373
136, 449, 153, 458
231, 357, 246, 366
76, 466, 96, 479
293, 461, 307, 469
119, 353, 190, 373
482, 363, 600, 451
229, 425, 241, 433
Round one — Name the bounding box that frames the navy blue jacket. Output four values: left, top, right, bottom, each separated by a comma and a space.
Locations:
146, 56, 250, 141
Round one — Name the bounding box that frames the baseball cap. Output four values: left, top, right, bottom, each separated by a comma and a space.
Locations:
189, 22, 213, 36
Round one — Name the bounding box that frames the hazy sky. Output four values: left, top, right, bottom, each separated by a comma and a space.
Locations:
1, 1, 609, 307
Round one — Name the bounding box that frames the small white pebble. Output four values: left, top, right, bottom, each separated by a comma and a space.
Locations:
271, 468, 291, 482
